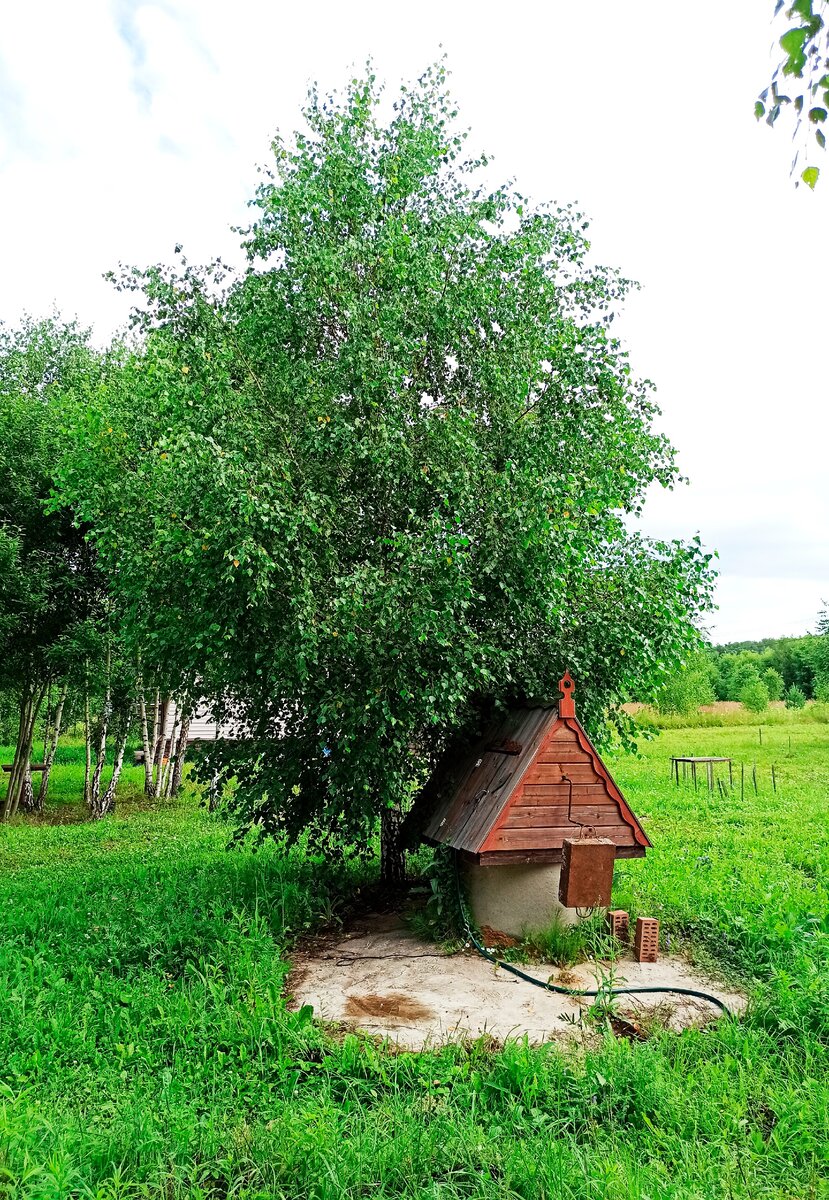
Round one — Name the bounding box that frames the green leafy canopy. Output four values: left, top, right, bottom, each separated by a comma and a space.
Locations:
56, 64, 715, 847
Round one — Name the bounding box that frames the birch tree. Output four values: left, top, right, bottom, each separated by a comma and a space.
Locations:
0, 318, 104, 820
34, 680, 67, 808
57, 65, 715, 876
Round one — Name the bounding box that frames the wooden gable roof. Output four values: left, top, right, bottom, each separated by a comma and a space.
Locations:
420, 674, 650, 864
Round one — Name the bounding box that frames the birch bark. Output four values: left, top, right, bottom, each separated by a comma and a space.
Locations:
36, 683, 67, 809
97, 718, 129, 817
2, 683, 45, 819
83, 669, 92, 810
157, 703, 180, 799
88, 646, 112, 814
137, 686, 156, 797
170, 713, 191, 795
1, 689, 30, 820
151, 694, 167, 786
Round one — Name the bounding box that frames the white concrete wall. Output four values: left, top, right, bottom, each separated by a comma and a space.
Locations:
462, 860, 583, 938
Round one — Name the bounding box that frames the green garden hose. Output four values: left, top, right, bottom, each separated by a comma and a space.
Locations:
453, 852, 734, 1017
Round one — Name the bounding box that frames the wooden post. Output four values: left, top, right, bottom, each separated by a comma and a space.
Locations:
728, 760, 733, 788
752, 761, 758, 796
692, 761, 697, 791
772, 763, 777, 793
759, 727, 762, 745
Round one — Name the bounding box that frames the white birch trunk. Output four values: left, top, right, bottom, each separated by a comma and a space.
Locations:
36, 683, 67, 809
137, 686, 156, 797
170, 714, 191, 796
89, 646, 112, 813
151, 693, 167, 787
2, 690, 30, 820
157, 704, 181, 799
98, 724, 128, 817
4, 684, 44, 819
83, 670, 93, 810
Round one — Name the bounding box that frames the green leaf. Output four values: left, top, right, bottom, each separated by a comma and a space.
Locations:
755, 100, 766, 120
801, 164, 820, 187
780, 26, 809, 75
808, 106, 828, 123
816, 128, 826, 149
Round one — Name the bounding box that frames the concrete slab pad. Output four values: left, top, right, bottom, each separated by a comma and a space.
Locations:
288, 914, 747, 1050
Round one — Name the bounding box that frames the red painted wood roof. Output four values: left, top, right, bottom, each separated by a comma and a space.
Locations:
418, 679, 650, 860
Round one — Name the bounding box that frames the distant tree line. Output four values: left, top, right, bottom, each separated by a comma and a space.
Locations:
651, 623, 829, 715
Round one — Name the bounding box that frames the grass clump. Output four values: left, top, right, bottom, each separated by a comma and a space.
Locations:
506, 912, 615, 968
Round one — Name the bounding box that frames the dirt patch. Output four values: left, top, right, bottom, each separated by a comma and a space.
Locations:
480, 925, 518, 950
345, 992, 434, 1021
290, 914, 747, 1050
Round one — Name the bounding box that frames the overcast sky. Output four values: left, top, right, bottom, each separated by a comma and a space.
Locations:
1, 1, 826, 643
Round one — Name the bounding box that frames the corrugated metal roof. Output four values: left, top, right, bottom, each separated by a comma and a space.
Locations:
422, 706, 559, 854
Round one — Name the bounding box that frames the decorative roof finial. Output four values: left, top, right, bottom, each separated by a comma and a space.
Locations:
558, 671, 576, 717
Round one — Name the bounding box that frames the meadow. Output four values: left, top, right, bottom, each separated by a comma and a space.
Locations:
0, 722, 828, 1199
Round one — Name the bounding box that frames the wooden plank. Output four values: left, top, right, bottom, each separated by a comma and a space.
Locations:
448, 707, 555, 852
504, 804, 623, 828
535, 748, 593, 763
444, 750, 510, 848
512, 782, 608, 803
533, 764, 593, 778
486, 824, 636, 851
504, 804, 571, 827
479, 849, 564, 865
545, 725, 580, 743
523, 765, 601, 785
477, 845, 646, 866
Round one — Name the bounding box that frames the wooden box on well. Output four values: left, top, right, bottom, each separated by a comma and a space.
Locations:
558, 837, 616, 908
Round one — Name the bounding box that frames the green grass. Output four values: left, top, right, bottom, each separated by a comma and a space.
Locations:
0, 743, 147, 822
0, 725, 828, 1197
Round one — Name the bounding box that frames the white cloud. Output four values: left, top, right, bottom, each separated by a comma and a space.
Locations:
0, 0, 826, 641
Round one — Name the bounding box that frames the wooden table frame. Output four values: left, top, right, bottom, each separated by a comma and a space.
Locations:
671, 756, 733, 792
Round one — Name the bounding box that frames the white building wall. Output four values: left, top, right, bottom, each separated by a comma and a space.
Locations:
161, 698, 239, 742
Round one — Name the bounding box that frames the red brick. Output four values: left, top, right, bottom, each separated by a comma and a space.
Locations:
634, 916, 659, 963
607, 909, 629, 943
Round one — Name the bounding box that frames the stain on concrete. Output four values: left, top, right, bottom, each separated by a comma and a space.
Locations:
345, 992, 434, 1021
